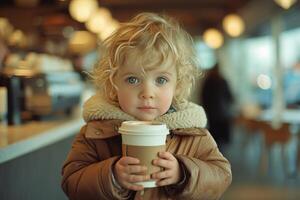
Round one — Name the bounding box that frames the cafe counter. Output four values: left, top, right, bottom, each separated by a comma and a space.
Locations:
0, 116, 84, 163
0, 116, 84, 200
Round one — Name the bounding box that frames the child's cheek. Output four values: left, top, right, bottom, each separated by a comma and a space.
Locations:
159, 90, 174, 113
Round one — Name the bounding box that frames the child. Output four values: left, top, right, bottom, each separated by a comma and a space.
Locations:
61, 12, 232, 200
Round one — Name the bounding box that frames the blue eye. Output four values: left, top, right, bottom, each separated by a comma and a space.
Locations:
126, 76, 139, 84
156, 77, 168, 85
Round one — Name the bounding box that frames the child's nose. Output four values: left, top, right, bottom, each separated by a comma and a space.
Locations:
141, 93, 154, 99
139, 84, 154, 99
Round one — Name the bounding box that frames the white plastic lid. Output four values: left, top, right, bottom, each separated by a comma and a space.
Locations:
118, 121, 169, 135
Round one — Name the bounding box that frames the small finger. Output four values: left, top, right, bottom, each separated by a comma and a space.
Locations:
126, 174, 151, 183
119, 156, 140, 165
125, 165, 147, 174
156, 178, 172, 187
158, 152, 175, 160
151, 170, 170, 179
153, 158, 170, 169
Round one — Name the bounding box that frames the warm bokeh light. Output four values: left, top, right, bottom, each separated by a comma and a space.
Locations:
203, 28, 224, 49
85, 7, 112, 34
257, 74, 272, 90
222, 14, 245, 37
240, 103, 262, 119
69, 0, 98, 22
98, 19, 120, 41
0, 18, 14, 41
8, 29, 27, 47
68, 31, 97, 54
274, 0, 297, 9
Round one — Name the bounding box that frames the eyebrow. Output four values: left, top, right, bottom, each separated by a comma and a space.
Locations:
157, 71, 176, 77
118, 66, 176, 78
118, 72, 136, 77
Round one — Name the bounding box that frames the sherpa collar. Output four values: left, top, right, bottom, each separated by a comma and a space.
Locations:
82, 94, 207, 130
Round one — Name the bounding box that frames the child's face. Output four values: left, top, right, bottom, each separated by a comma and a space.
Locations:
114, 54, 177, 121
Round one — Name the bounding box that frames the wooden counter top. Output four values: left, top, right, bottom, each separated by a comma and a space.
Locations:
0, 116, 84, 164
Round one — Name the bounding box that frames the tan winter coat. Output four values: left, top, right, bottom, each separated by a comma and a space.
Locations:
61, 94, 232, 200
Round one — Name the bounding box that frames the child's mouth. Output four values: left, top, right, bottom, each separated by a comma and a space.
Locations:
138, 106, 156, 111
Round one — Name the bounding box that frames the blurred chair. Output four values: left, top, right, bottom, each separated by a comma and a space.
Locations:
259, 122, 292, 177
235, 114, 293, 179
234, 114, 266, 175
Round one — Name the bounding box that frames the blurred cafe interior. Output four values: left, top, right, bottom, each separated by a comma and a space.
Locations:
1, 0, 300, 199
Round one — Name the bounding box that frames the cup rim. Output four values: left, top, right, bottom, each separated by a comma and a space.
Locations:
119, 121, 169, 135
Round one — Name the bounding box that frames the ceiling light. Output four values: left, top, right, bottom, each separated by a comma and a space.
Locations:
85, 7, 112, 34
222, 14, 245, 37
69, 0, 98, 22
203, 28, 224, 49
97, 19, 120, 41
274, 0, 297, 9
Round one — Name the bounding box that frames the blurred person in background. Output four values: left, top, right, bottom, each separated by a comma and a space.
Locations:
201, 64, 234, 153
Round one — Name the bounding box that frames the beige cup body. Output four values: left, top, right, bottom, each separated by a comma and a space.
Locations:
119, 121, 169, 188
122, 144, 165, 175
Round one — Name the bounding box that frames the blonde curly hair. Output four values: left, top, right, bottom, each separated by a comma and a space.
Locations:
91, 12, 199, 107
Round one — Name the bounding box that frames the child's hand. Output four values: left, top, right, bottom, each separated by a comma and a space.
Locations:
114, 156, 150, 191
152, 152, 182, 186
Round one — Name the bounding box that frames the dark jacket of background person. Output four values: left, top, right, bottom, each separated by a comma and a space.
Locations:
201, 64, 234, 149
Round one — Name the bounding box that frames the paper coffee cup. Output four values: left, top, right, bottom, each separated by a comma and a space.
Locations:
119, 121, 169, 188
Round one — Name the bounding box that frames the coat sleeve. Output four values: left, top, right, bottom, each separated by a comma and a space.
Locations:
61, 125, 132, 200
166, 129, 232, 200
